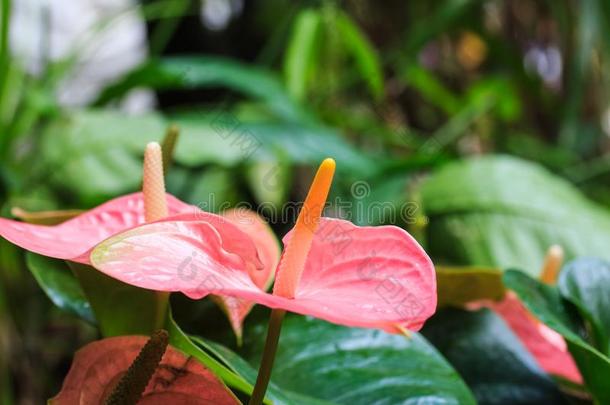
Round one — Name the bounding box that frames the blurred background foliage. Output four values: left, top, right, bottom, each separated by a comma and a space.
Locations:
2, 0, 610, 403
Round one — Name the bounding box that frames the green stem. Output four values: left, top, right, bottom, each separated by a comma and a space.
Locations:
248, 309, 286, 405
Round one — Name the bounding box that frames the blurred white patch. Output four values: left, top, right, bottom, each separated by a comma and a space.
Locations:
10, 0, 153, 109
200, 0, 243, 31
524, 45, 562, 89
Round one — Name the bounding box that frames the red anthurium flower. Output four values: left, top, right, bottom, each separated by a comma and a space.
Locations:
469, 246, 582, 383
89, 158, 437, 333
50, 334, 238, 404
0, 143, 278, 335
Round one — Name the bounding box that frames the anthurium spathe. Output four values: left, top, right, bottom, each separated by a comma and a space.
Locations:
50, 333, 239, 404
90, 158, 437, 333
0, 142, 279, 335
469, 245, 582, 383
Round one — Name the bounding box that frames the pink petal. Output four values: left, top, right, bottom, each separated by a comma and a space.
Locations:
212, 209, 280, 343
490, 293, 582, 383
280, 218, 437, 332
0, 192, 193, 263
50, 335, 238, 404
91, 217, 436, 333
90, 217, 264, 297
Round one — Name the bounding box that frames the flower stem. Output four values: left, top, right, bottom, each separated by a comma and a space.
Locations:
249, 309, 286, 405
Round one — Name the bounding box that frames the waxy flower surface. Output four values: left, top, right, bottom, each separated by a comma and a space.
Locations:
89, 158, 437, 332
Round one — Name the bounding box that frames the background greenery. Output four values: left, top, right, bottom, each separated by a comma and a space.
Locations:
2, 0, 610, 403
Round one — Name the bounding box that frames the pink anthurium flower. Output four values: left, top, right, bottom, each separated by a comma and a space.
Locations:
0, 143, 278, 335
89, 158, 437, 333
468, 245, 582, 384
50, 334, 239, 404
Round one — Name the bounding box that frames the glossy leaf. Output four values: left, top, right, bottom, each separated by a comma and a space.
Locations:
558, 258, 610, 355
191, 336, 334, 405
243, 315, 476, 404
25, 253, 94, 323
504, 270, 610, 404
422, 308, 568, 405
422, 156, 610, 273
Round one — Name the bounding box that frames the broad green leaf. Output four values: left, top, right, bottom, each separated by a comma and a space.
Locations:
283, 9, 322, 101
436, 266, 505, 307
95, 56, 309, 123
422, 308, 569, 405
336, 11, 384, 100
25, 253, 94, 323
558, 258, 610, 355
38, 109, 373, 204
191, 336, 334, 405
422, 156, 610, 274
40, 110, 166, 204
243, 315, 476, 404
504, 270, 610, 404
69, 263, 167, 337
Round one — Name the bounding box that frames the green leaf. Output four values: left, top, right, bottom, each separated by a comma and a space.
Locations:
335, 11, 384, 100
403, 64, 460, 115
436, 266, 505, 307
283, 9, 322, 101
25, 253, 94, 323
37, 109, 373, 204
190, 337, 334, 405
422, 156, 610, 274
421, 308, 569, 405
504, 270, 610, 404
558, 258, 610, 355
69, 263, 167, 337
95, 56, 309, 123
243, 315, 476, 404
164, 312, 264, 403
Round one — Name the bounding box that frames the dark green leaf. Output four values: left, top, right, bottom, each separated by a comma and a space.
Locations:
191, 336, 334, 405
422, 156, 610, 274
95, 56, 309, 123
558, 258, 610, 356
69, 263, 166, 337
421, 308, 568, 405
25, 253, 94, 323
243, 315, 476, 405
